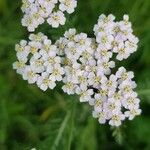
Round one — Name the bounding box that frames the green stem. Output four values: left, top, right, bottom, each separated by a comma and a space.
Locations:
67, 101, 76, 150
52, 112, 70, 150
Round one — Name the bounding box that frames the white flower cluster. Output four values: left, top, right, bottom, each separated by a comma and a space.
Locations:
91, 67, 141, 126
56, 29, 98, 100
13, 14, 141, 127
55, 14, 141, 126
21, 0, 77, 31
13, 32, 64, 91
94, 14, 139, 61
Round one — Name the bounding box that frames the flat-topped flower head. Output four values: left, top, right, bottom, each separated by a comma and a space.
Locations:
94, 14, 139, 61
54, 18, 141, 126
88, 68, 141, 127
21, 0, 77, 31
13, 33, 64, 91
14, 14, 141, 127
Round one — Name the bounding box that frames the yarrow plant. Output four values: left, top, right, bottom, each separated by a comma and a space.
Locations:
13, 0, 141, 127
21, 0, 77, 31
55, 14, 141, 126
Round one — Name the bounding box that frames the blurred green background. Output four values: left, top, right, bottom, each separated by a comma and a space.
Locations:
0, 0, 150, 149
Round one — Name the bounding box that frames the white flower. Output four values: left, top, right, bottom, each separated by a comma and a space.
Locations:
89, 94, 105, 112
109, 91, 122, 102
122, 92, 140, 109
13, 61, 26, 74
15, 40, 30, 62
85, 59, 97, 74
76, 88, 93, 102
97, 60, 115, 75
95, 45, 112, 61
65, 42, 81, 61
64, 28, 76, 40
59, 0, 77, 14
80, 48, 94, 64
49, 64, 64, 81
93, 14, 115, 36
37, 72, 56, 91
77, 74, 88, 91
28, 41, 41, 54
96, 33, 114, 49
116, 67, 134, 83
119, 80, 137, 95
21, 13, 44, 32
74, 33, 91, 50
125, 108, 141, 120
109, 111, 125, 127
47, 11, 66, 28
38, 0, 57, 9
113, 42, 130, 61
21, 0, 32, 13
43, 54, 61, 73
30, 54, 45, 73
55, 37, 67, 55
98, 14, 115, 24
104, 98, 121, 114
62, 81, 76, 95
23, 66, 39, 84
100, 74, 117, 92
92, 110, 107, 124
29, 32, 47, 42
88, 72, 105, 88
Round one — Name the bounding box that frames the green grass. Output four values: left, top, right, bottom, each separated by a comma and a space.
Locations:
0, 0, 150, 149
